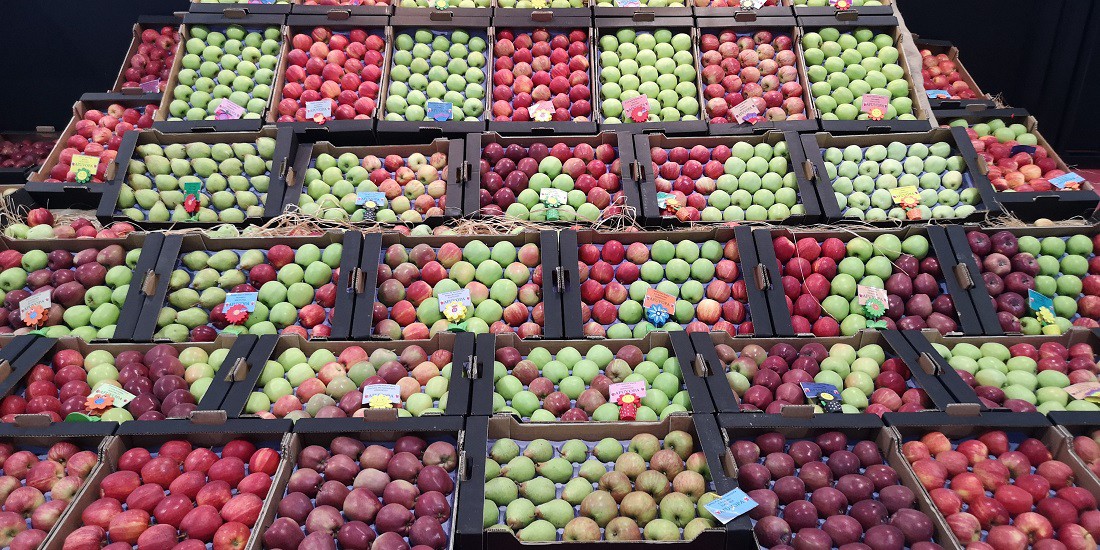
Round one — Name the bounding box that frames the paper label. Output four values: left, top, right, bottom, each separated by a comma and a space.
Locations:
925, 89, 951, 99
438, 289, 473, 311
184, 180, 202, 198
861, 94, 890, 118
356, 192, 387, 207
306, 100, 332, 121
656, 192, 672, 209
704, 488, 758, 524
642, 288, 676, 312
739, 0, 767, 7
225, 292, 258, 313
623, 95, 650, 123
214, 99, 246, 120
800, 382, 841, 400
615, 0, 641, 6
1010, 145, 1037, 156
19, 293, 51, 318
539, 188, 568, 204
531, 101, 554, 122
1051, 172, 1086, 189
140, 79, 161, 93
1065, 383, 1100, 401
731, 100, 763, 125
857, 285, 888, 306
70, 154, 100, 182
889, 186, 920, 205
361, 384, 402, 404
426, 101, 453, 122
90, 385, 136, 408
609, 381, 647, 402
1029, 289, 1054, 313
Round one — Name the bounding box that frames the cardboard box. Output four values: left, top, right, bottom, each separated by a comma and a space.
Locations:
217, 332, 476, 418
154, 14, 287, 134
375, 15, 492, 141
791, 0, 893, 17
935, 108, 1099, 221
799, 127, 1001, 225
96, 127, 295, 231
592, 18, 709, 135
1048, 410, 1100, 469
26, 96, 161, 209
485, 18, 599, 136
912, 38, 997, 110
694, 18, 820, 135
712, 412, 957, 550
266, 15, 389, 138
292, 1, 392, 17
796, 15, 935, 133
592, 0, 692, 23
694, 1, 793, 19
559, 226, 776, 338
109, 15, 183, 98
0, 128, 58, 185
0, 335, 61, 403
465, 132, 640, 220
455, 414, 748, 549
468, 331, 717, 418
631, 131, 822, 226
189, 0, 295, 15
700, 330, 974, 416
492, 0, 592, 21
754, 225, 986, 335
282, 136, 465, 223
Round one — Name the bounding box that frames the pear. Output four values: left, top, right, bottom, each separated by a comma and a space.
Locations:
593, 438, 624, 462
560, 440, 588, 463
191, 268, 220, 291
519, 477, 556, 505
232, 143, 256, 159
535, 499, 574, 529
578, 459, 606, 483
148, 202, 171, 222
256, 137, 276, 159
517, 519, 556, 542
561, 478, 593, 506
169, 288, 200, 309
484, 477, 517, 507
504, 498, 535, 530
536, 457, 573, 485
490, 439, 520, 464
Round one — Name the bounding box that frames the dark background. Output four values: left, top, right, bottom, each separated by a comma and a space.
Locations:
1, 0, 1097, 164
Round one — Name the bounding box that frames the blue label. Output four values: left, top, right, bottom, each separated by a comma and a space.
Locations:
799, 382, 841, 400
1028, 289, 1054, 314
704, 488, 758, 524
926, 90, 951, 99
356, 192, 387, 206
225, 292, 258, 312
1050, 172, 1085, 189
656, 192, 671, 208
426, 101, 453, 122
1010, 145, 1037, 156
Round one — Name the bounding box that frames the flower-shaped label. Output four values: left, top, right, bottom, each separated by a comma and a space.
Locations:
645, 304, 669, 326
862, 297, 886, 319
532, 101, 554, 122
617, 394, 639, 420
1051, 172, 1086, 190
183, 181, 202, 217
433, 0, 449, 8
306, 100, 332, 123
362, 384, 402, 407
861, 94, 890, 120
19, 293, 51, 328
85, 394, 114, 414
1028, 289, 1055, 323
226, 304, 250, 325
832, 0, 851, 10
623, 95, 650, 123
443, 301, 468, 323
368, 395, 394, 409
184, 194, 200, 215
71, 155, 99, 184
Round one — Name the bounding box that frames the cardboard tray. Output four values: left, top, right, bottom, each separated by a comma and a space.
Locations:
592, 1, 692, 22
591, 18, 709, 135
266, 15, 389, 138
153, 14, 288, 134
700, 330, 973, 416
0, 335, 62, 405
492, 1, 592, 20
96, 127, 295, 231
631, 131, 823, 226
141, 231, 365, 343
26, 95, 162, 210
912, 37, 997, 111
753, 225, 986, 336
791, 0, 893, 17
694, 1, 793, 19
189, 0, 295, 15
292, 1, 392, 17
109, 15, 183, 98
217, 332, 477, 418
936, 108, 1100, 221
711, 411, 958, 550
796, 15, 935, 133
455, 413, 749, 549
558, 226, 776, 338
363, 230, 563, 340
282, 135, 466, 223
798, 126, 1002, 225
484, 18, 599, 136
694, 18, 820, 135
1048, 409, 1100, 452
0, 128, 59, 185
375, 15, 492, 141
468, 330, 717, 418
464, 132, 640, 220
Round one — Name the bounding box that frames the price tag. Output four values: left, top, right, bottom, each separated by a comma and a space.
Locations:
356, 192, 387, 207
1065, 383, 1100, 401
539, 188, 567, 204
800, 382, 840, 400
642, 288, 676, 312
925, 89, 951, 99
1051, 172, 1086, 190
889, 186, 920, 205
731, 100, 762, 125
426, 101, 453, 122
622, 95, 650, 123
140, 79, 161, 93
19, 293, 51, 319
609, 381, 647, 402
531, 101, 554, 123
306, 100, 332, 122
1010, 145, 1038, 156
1029, 289, 1054, 314
438, 289, 472, 311
71, 154, 100, 183
225, 292, 258, 313
861, 94, 890, 120
184, 181, 202, 199
704, 488, 758, 524
90, 385, 137, 408
739, 0, 767, 7
361, 384, 402, 405
615, 0, 641, 6
214, 99, 246, 120
829, 0, 851, 9
857, 285, 888, 306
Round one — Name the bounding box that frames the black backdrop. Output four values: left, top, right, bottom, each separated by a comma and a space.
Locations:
1, 0, 1097, 164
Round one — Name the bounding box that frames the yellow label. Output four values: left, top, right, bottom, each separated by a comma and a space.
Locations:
889, 186, 920, 205
71, 155, 99, 173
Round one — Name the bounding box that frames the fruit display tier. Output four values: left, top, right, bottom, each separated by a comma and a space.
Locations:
912, 38, 996, 110
217, 333, 476, 420
284, 138, 461, 224
714, 413, 951, 550
97, 128, 293, 229
790, 0, 893, 16
156, 15, 287, 133
632, 132, 822, 225
888, 411, 1100, 550
762, 227, 979, 337
372, 232, 558, 340
111, 17, 181, 96
53, 419, 292, 550
190, 0, 294, 15
458, 414, 738, 545
800, 127, 998, 224
474, 332, 716, 421
470, 133, 638, 222
563, 228, 769, 340
0, 130, 58, 185
700, 331, 967, 416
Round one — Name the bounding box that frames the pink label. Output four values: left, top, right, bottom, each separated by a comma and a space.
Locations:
609, 381, 647, 402
861, 94, 890, 114
140, 79, 161, 93
731, 100, 762, 124
214, 99, 246, 121
857, 285, 888, 306
623, 95, 650, 123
